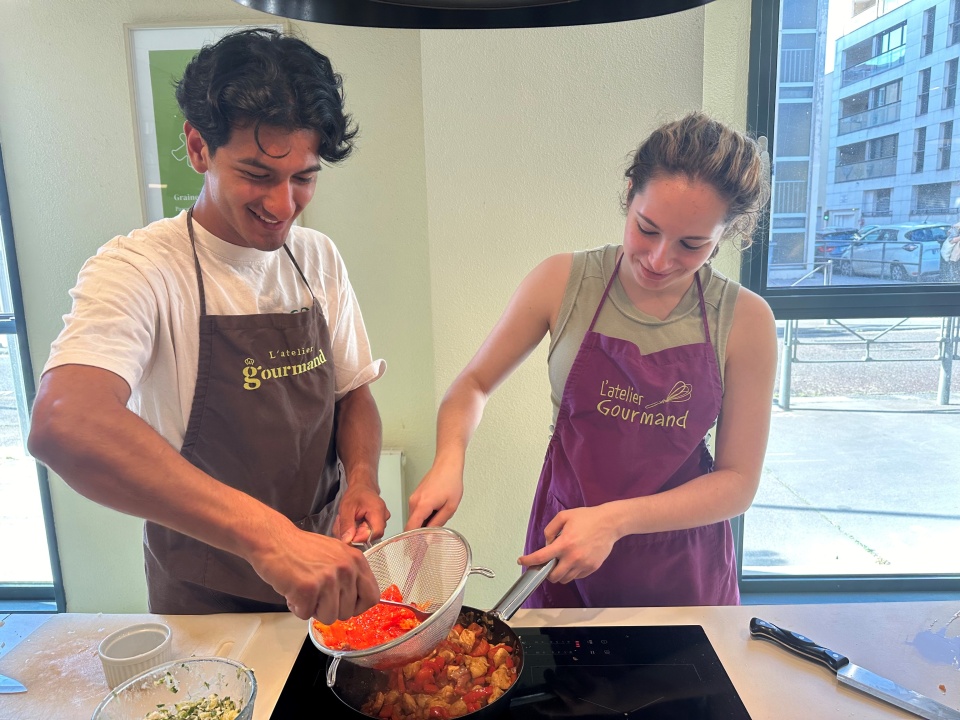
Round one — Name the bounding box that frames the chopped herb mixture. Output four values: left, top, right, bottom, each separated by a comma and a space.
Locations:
143, 693, 241, 720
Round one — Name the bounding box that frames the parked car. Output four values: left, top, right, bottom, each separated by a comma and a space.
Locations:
837, 223, 951, 281
814, 228, 859, 266
940, 222, 960, 283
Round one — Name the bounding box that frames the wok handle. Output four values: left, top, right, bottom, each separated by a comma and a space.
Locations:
490, 558, 557, 621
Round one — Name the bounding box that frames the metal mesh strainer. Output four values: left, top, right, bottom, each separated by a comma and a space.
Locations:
308, 527, 494, 686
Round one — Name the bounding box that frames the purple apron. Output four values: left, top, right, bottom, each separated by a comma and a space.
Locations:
523, 253, 738, 608
144, 208, 342, 613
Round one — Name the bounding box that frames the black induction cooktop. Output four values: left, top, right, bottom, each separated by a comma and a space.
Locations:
269, 625, 752, 719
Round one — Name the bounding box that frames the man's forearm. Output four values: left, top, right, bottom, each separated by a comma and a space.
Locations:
28, 366, 282, 565
335, 383, 383, 489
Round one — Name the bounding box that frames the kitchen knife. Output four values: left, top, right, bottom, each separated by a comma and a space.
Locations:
750, 617, 959, 720
0, 672, 26, 694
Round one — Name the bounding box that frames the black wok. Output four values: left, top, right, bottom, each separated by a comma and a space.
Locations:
329, 559, 555, 720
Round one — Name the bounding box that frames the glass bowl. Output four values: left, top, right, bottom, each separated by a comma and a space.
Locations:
90, 656, 256, 720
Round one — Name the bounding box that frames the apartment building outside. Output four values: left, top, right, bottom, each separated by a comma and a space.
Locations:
766, 0, 960, 283
825, 0, 959, 233
768, 0, 826, 272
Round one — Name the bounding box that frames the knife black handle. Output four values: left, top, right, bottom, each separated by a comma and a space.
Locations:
750, 617, 850, 672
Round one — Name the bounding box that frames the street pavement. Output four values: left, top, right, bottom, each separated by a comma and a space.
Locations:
743, 318, 960, 578
745, 394, 960, 577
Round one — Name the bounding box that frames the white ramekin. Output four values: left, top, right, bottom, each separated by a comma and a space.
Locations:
97, 621, 173, 689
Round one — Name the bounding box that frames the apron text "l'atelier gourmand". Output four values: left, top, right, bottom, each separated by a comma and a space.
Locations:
524, 254, 739, 608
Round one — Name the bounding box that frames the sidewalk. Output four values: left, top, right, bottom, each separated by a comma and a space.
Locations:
744, 393, 960, 577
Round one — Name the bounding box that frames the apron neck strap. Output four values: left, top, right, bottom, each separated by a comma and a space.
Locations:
694, 270, 712, 345
186, 207, 208, 316
589, 250, 713, 346
588, 251, 623, 333
186, 207, 318, 315
281, 244, 317, 303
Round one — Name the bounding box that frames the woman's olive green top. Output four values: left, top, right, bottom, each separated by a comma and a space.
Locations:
547, 244, 740, 430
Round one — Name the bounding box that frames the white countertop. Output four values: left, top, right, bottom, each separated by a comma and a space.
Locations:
1, 601, 958, 719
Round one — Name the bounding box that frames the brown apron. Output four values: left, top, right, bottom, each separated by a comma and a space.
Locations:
144, 209, 341, 613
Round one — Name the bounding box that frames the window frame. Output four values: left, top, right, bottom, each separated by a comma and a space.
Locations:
742, 0, 960, 598
0, 143, 65, 610
745, 0, 960, 322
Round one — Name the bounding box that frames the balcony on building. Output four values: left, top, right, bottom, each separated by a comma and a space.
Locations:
773, 180, 808, 215
841, 45, 906, 86
780, 46, 815, 84
835, 155, 898, 182
840, 22, 906, 88
839, 101, 901, 134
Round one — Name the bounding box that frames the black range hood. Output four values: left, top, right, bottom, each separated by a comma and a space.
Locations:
231, 0, 717, 29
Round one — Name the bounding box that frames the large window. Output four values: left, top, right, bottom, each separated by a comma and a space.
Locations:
745, 0, 960, 597
0, 144, 62, 610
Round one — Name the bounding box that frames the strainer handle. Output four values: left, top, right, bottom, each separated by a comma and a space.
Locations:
326, 656, 341, 687
490, 558, 557, 621
469, 566, 496, 579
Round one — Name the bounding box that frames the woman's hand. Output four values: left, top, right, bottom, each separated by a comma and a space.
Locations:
517, 504, 621, 584
405, 458, 465, 530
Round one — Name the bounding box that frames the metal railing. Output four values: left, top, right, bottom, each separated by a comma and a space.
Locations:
772, 180, 807, 214
911, 204, 958, 216
835, 155, 897, 182
840, 240, 940, 279
841, 45, 905, 86
778, 317, 960, 410
780, 47, 815, 83
838, 101, 900, 135
794, 260, 835, 286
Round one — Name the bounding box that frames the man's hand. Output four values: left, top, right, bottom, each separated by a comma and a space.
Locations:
335, 482, 389, 545
251, 518, 380, 622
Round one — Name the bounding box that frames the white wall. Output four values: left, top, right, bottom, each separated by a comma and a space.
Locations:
0, 0, 752, 612
420, 18, 707, 608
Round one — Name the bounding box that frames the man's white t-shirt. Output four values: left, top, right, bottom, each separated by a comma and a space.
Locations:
43, 210, 385, 452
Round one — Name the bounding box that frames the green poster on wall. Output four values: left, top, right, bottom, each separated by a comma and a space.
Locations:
148, 49, 202, 218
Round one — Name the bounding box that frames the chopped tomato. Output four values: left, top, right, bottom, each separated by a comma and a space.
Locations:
463, 686, 494, 704
312, 584, 426, 650
469, 637, 489, 657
